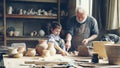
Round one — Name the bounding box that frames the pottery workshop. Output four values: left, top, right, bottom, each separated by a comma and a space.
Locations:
0, 0, 120, 68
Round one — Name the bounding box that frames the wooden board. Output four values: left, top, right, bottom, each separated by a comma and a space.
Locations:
25, 61, 68, 65
24, 54, 73, 65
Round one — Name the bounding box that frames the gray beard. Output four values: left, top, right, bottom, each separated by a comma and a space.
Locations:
76, 16, 87, 24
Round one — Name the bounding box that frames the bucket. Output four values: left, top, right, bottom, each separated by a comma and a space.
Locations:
105, 44, 120, 65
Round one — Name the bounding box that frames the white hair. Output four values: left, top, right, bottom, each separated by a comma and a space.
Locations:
75, 6, 87, 14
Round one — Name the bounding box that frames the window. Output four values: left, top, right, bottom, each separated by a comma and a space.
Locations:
76, 0, 93, 16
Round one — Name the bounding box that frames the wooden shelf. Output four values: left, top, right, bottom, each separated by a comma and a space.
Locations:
8, 0, 67, 3
6, 36, 47, 41
2, 0, 69, 46
8, 0, 57, 3
6, 14, 57, 19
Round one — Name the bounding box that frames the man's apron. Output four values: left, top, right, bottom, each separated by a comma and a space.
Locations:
71, 23, 90, 51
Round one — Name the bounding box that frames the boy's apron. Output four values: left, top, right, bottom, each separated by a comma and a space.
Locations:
56, 39, 65, 51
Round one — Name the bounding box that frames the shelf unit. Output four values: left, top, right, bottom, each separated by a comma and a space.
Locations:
8, 0, 67, 3
6, 36, 47, 41
1, 0, 69, 47
6, 14, 57, 19
0, 0, 4, 45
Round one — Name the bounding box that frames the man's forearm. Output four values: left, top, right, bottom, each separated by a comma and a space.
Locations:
87, 34, 98, 42
66, 33, 72, 42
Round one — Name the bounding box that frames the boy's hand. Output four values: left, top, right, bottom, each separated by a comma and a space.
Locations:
61, 51, 69, 56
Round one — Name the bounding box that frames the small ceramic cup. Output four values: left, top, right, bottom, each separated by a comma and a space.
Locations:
14, 31, 20, 36
17, 46, 26, 55
9, 31, 14, 36
42, 50, 50, 57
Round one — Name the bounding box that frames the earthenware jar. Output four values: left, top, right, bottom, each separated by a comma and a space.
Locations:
17, 46, 26, 55
14, 31, 20, 36
39, 29, 45, 37
9, 31, 14, 36
8, 6, 13, 14
47, 41, 56, 56
42, 50, 50, 57
36, 39, 48, 56
8, 47, 18, 57
26, 48, 36, 56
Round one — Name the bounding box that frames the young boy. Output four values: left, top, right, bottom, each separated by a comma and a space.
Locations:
48, 22, 68, 56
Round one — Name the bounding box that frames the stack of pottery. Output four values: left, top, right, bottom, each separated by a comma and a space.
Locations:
36, 39, 48, 56
8, 47, 23, 58
41, 41, 56, 57
36, 39, 56, 57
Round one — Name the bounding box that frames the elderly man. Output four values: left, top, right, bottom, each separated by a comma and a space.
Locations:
65, 6, 99, 51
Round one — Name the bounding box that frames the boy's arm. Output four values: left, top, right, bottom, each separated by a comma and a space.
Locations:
54, 43, 69, 56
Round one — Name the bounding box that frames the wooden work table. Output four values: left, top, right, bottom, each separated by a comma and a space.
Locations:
3, 54, 120, 68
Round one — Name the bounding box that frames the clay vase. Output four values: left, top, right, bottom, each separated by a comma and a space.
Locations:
9, 31, 14, 36
39, 29, 45, 37
47, 42, 56, 56
17, 46, 26, 55
26, 48, 36, 57
36, 39, 48, 56
42, 50, 50, 57
8, 47, 18, 57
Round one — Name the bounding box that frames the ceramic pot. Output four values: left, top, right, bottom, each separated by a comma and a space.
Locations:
8, 6, 13, 14
47, 42, 56, 56
8, 47, 18, 57
26, 48, 36, 57
39, 29, 45, 37
17, 46, 26, 55
36, 39, 48, 56
14, 31, 20, 36
42, 50, 50, 57
9, 31, 14, 36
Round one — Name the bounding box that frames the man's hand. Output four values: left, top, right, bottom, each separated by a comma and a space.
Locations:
65, 33, 72, 51
65, 41, 71, 51
82, 39, 89, 46
82, 35, 98, 46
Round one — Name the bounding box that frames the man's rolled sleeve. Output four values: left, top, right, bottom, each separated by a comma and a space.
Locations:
66, 17, 74, 36
91, 17, 99, 35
